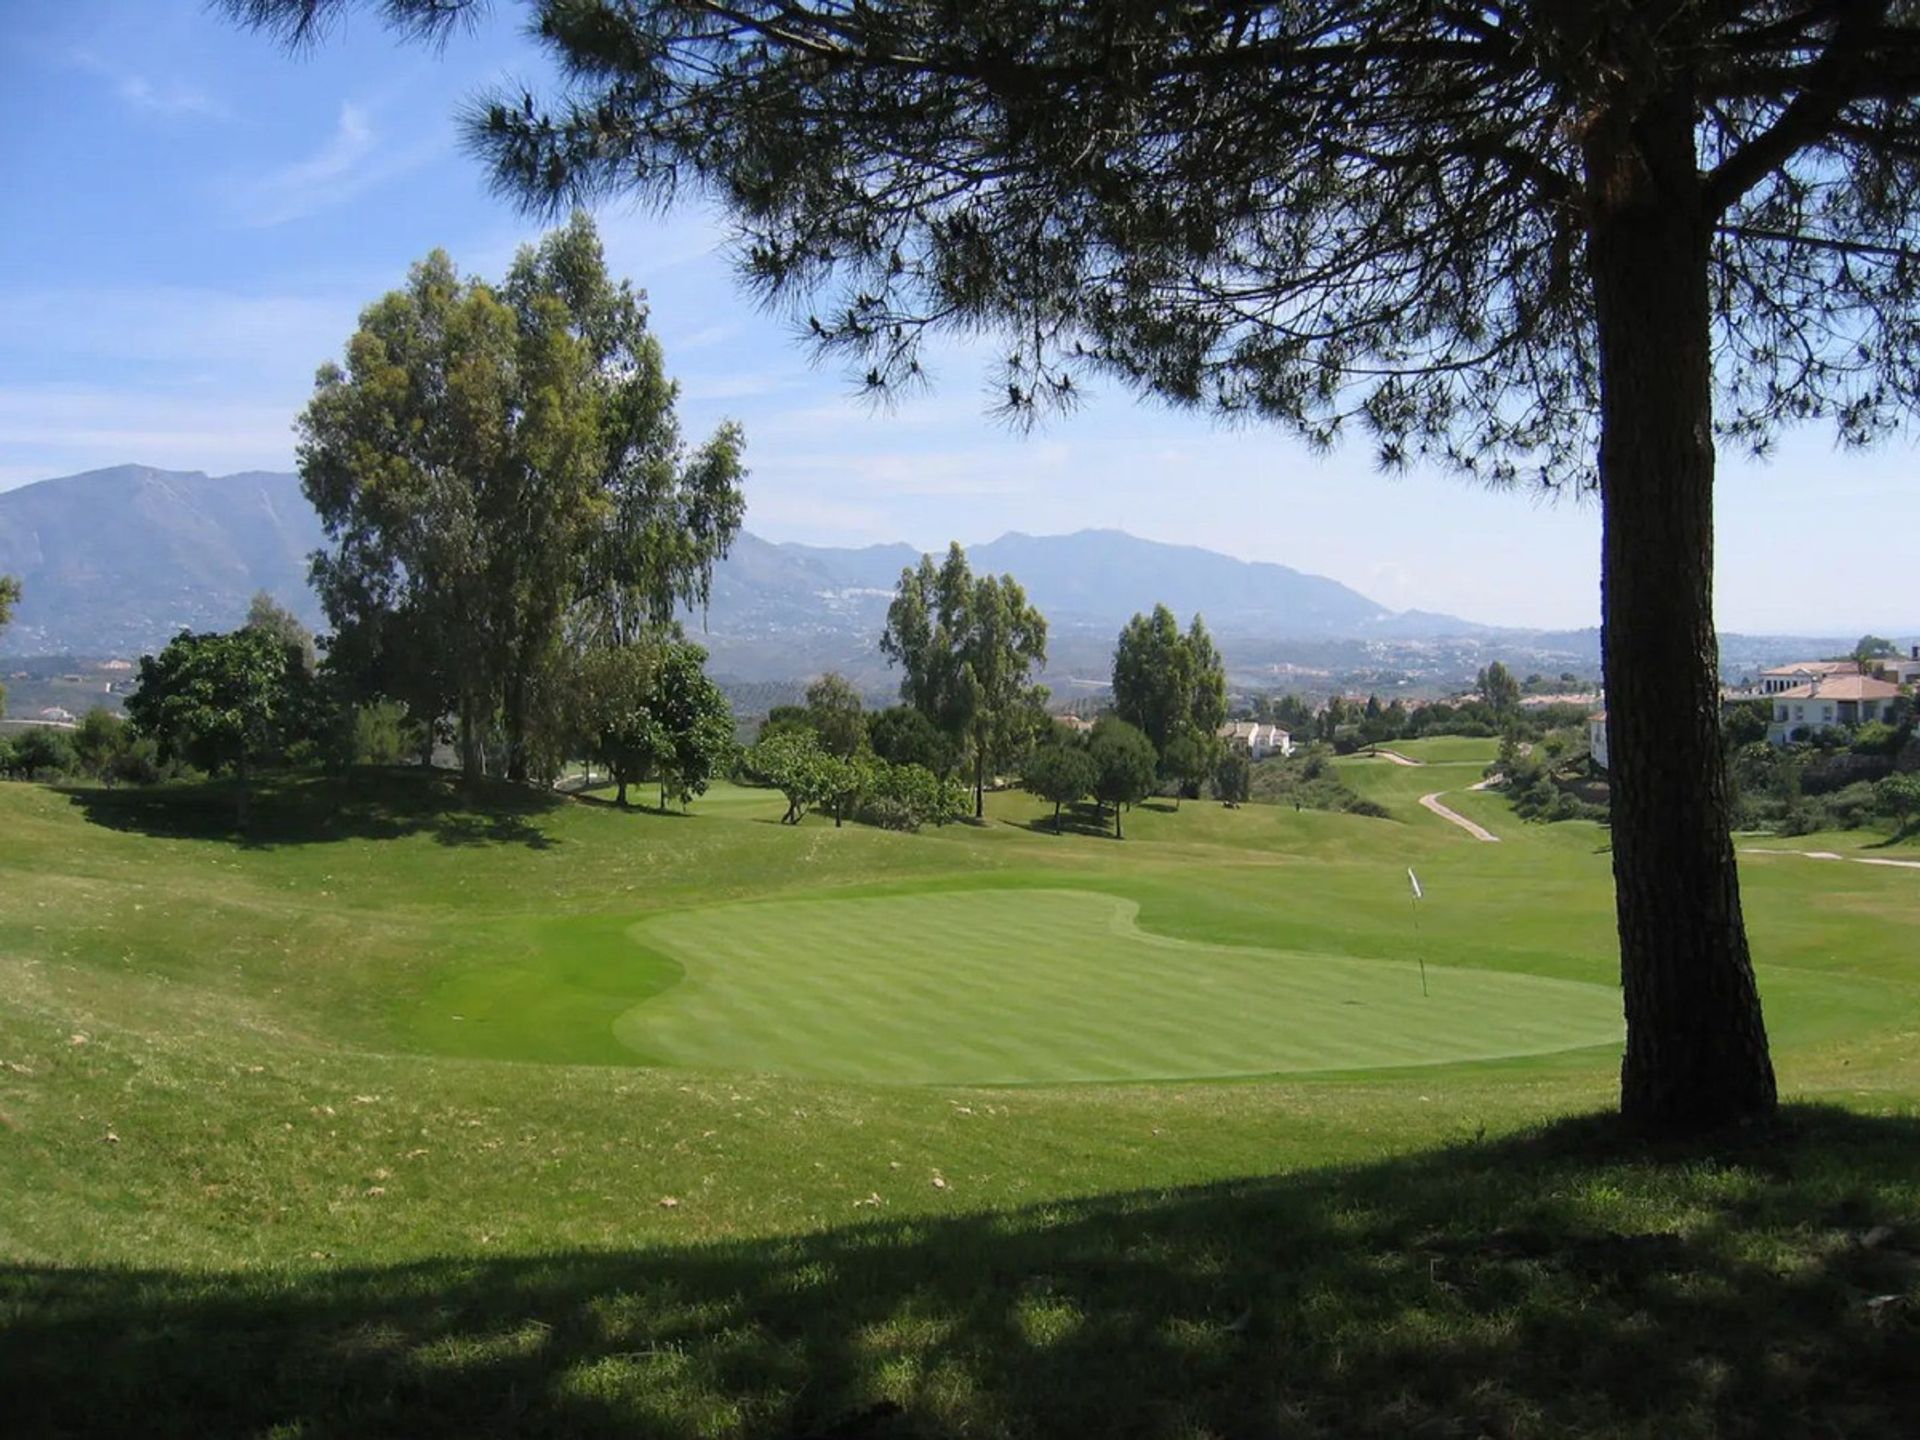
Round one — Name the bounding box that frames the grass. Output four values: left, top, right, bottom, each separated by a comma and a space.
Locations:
4, 748, 1920, 1437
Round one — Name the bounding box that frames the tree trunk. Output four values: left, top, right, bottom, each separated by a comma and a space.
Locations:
458, 700, 484, 788
974, 746, 985, 819
1114, 801, 1123, 841
1054, 799, 1062, 833
1585, 87, 1776, 1133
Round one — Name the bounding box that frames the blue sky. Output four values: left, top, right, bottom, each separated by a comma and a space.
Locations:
3, 0, 1915, 634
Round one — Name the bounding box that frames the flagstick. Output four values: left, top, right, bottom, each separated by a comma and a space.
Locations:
1410, 896, 1429, 997
1406, 867, 1429, 997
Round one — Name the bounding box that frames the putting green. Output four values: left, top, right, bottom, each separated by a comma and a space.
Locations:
611, 889, 1623, 1083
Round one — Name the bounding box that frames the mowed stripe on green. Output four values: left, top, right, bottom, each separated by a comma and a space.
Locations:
614, 889, 1624, 1083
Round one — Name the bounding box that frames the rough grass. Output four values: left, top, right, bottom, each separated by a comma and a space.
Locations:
3, 752, 1919, 1437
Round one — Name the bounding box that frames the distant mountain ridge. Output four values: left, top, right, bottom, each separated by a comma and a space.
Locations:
0, 465, 327, 657
0, 465, 1490, 667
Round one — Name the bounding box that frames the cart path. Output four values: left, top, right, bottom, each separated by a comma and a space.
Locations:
1420, 788, 1501, 842
1739, 847, 1920, 871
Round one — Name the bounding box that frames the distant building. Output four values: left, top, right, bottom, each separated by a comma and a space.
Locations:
1055, 714, 1097, 735
1756, 659, 1861, 695
1588, 712, 1609, 771
36, 706, 75, 724
1219, 720, 1292, 760
1869, 644, 1920, 687
1766, 674, 1902, 745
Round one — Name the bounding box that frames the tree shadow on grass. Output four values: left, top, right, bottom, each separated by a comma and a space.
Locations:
1013, 799, 1117, 839
58, 768, 561, 851
6, 1106, 1918, 1438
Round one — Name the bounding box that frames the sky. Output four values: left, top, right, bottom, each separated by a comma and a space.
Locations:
2, 0, 1916, 636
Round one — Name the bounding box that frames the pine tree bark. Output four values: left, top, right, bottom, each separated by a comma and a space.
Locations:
1585, 86, 1777, 1132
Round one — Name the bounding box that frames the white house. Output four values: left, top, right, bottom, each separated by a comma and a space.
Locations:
1588, 711, 1609, 771
1756, 659, 1861, 695
1766, 674, 1903, 745
1219, 720, 1292, 760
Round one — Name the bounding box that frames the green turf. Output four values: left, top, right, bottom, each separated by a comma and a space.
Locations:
4, 758, 1920, 1438
606, 889, 1623, 1082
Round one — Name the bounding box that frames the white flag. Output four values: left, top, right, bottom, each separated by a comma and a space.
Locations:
1407, 868, 1423, 900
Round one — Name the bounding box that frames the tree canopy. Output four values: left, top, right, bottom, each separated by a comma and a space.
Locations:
1111, 606, 1227, 759
125, 627, 307, 820
1024, 735, 1097, 833
1088, 718, 1158, 840
880, 542, 1048, 817
298, 212, 745, 785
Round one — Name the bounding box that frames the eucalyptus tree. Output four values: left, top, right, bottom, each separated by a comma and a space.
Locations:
299, 216, 743, 786
226, 0, 1920, 1131
881, 542, 1048, 817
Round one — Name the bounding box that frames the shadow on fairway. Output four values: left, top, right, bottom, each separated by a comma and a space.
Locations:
6, 1106, 1918, 1439
1014, 800, 1115, 838
59, 768, 561, 851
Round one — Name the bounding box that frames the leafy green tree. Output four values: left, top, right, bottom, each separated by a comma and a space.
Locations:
1477, 663, 1522, 719
881, 543, 1047, 818
245, 591, 317, 675
0, 574, 18, 718
298, 215, 743, 786
649, 642, 737, 809
1854, 635, 1899, 663
574, 642, 662, 807
1722, 699, 1771, 750
748, 729, 829, 825
1159, 730, 1212, 807
1214, 747, 1252, 806
4, 727, 72, 781
756, 705, 815, 745
70, 707, 131, 778
232, 0, 1920, 1129
816, 751, 874, 829
1111, 606, 1226, 758
1088, 718, 1158, 841
125, 628, 303, 822
866, 704, 953, 773
1023, 739, 1096, 834
1876, 773, 1920, 837
805, 673, 866, 759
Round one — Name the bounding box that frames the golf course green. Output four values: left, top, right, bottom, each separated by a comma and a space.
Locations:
5, 735, 1920, 1437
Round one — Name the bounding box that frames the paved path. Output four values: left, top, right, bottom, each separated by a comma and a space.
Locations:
1420, 789, 1501, 842
1740, 847, 1920, 871
1372, 749, 1424, 767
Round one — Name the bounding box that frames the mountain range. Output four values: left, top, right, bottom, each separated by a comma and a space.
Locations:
2, 464, 1863, 701
0, 465, 1491, 677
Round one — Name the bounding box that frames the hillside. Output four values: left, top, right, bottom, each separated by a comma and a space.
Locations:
0, 465, 325, 655
0, 465, 1482, 673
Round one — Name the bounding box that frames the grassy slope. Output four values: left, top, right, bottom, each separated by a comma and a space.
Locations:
3, 756, 1919, 1437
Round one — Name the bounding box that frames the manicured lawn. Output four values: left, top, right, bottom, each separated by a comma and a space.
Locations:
3, 760, 1918, 1437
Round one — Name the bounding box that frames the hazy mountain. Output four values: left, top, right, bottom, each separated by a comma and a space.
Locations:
0, 466, 324, 656
3, 463, 1871, 700
0, 464, 1495, 681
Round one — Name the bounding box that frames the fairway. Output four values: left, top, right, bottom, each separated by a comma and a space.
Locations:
613, 889, 1625, 1082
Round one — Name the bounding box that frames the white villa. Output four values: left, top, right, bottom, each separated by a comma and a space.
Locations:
1219, 720, 1293, 760
1766, 673, 1903, 744
1588, 711, 1609, 771
1755, 658, 1861, 695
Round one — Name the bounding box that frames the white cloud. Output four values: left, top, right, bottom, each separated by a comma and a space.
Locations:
70, 49, 230, 122
228, 102, 443, 228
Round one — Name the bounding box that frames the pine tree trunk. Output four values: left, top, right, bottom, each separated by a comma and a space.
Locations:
974, 746, 985, 819
1585, 87, 1777, 1133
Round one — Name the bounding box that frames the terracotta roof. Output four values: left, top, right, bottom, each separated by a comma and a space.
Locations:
1760, 659, 1861, 677
1768, 675, 1901, 702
